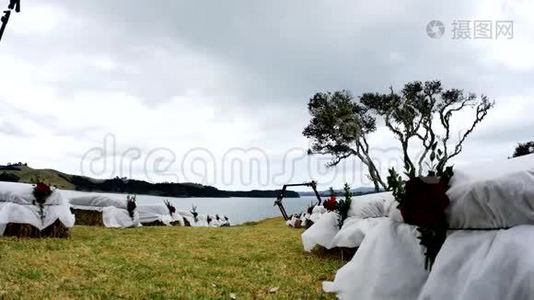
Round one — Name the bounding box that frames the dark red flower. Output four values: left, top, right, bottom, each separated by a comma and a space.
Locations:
127, 196, 137, 220
33, 182, 53, 204
400, 177, 449, 227
35, 182, 51, 195
323, 195, 338, 212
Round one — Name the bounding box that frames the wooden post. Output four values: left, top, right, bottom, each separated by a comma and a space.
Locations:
0, 0, 21, 43
0, 10, 11, 42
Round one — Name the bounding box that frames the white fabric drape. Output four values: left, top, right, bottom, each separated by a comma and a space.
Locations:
0, 182, 75, 235
323, 154, 534, 299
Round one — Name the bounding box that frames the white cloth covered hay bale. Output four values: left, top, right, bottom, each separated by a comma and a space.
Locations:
0, 182, 75, 237
68, 194, 140, 228
323, 154, 534, 299
301, 192, 396, 252
138, 204, 184, 226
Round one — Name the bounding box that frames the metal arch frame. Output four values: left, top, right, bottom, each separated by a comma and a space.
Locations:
274, 181, 322, 221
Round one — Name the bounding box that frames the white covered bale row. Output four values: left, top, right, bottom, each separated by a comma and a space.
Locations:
287, 205, 327, 229
321, 153, 534, 300
0, 181, 232, 231
67, 193, 230, 228
301, 191, 398, 251
0, 181, 75, 237
177, 210, 230, 227
69, 194, 141, 228
138, 204, 184, 226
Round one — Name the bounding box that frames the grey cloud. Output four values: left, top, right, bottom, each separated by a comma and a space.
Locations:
13, 0, 534, 109
0, 101, 102, 139
2, 0, 533, 188
0, 121, 29, 137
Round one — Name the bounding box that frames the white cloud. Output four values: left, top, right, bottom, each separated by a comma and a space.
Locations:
9, 4, 73, 35
0, 0, 533, 190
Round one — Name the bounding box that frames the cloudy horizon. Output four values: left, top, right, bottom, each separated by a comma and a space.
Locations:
1, 0, 533, 191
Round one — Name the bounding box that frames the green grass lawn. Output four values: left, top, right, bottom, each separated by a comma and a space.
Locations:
0, 218, 342, 299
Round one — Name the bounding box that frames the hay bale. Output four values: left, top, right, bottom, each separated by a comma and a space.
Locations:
141, 221, 182, 226
3, 220, 70, 238
170, 221, 182, 226
312, 246, 357, 261
40, 220, 70, 238
183, 218, 191, 227
141, 220, 182, 227
3, 223, 41, 237
141, 220, 167, 227
72, 209, 104, 226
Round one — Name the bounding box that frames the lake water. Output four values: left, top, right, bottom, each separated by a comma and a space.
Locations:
60, 190, 320, 225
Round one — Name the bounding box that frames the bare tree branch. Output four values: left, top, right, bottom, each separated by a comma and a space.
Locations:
447, 97, 494, 160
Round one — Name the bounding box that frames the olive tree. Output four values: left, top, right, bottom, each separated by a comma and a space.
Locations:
302, 90, 386, 191
360, 81, 494, 176
303, 81, 494, 190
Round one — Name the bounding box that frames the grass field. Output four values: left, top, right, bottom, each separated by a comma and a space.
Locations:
0, 218, 342, 299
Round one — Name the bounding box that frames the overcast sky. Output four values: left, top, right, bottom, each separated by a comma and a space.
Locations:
1, 0, 533, 190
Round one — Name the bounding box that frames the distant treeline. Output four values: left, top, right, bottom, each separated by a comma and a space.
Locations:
0, 164, 299, 198
0, 172, 20, 182
63, 175, 300, 198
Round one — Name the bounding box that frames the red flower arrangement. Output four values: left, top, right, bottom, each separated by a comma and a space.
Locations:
32, 182, 53, 205
323, 195, 338, 211
387, 165, 454, 270
126, 195, 137, 220
401, 177, 449, 227
32, 182, 55, 221
323, 184, 353, 228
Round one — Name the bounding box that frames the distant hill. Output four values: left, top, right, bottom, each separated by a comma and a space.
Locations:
298, 187, 380, 197
0, 164, 75, 189
0, 164, 299, 198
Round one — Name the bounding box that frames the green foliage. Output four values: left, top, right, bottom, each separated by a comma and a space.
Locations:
0, 171, 19, 182
303, 91, 386, 191
336, 183, 353, 228
303, 81, 494, 190
387, 168, 406, 204
436, 166, 454, 186
426, 141, 440, 175
361, 81, 493, 178
512, 141, 534, 158
343, 184, 353, 203
387, 165, 454, 205
425, 142, 455, 179
303, 90, 376, 164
